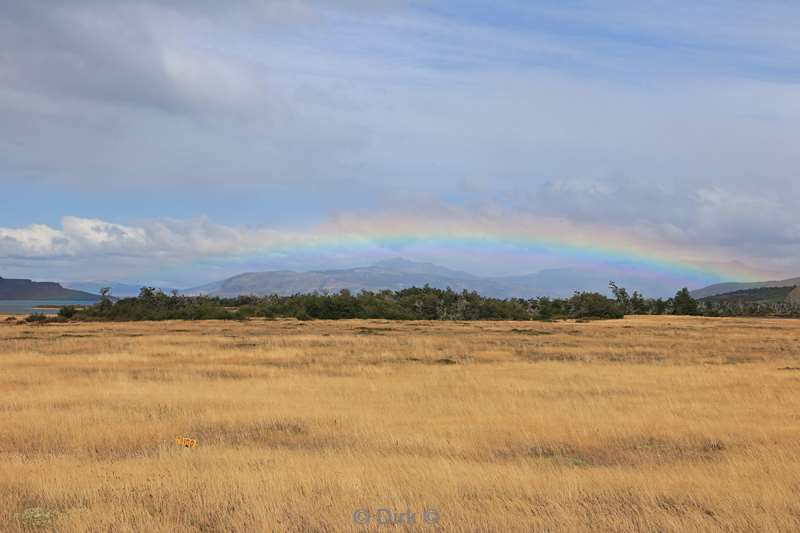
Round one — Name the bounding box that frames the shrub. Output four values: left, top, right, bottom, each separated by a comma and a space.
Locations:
568, 292, 624, 319
59, 306, 78, 319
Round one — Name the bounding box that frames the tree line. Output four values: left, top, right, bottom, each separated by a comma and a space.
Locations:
607, 283, 800, 318
46, 283, 800, 322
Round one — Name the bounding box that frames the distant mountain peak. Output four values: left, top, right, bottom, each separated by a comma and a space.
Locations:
373, 257, 430, 268
367, 257, 477, 278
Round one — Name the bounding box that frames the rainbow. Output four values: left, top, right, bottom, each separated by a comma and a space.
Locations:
229, 214, 766, 284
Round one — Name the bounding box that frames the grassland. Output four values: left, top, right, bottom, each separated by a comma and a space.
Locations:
1, 316, 800, 532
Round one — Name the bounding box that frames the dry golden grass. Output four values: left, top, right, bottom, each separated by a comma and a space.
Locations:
1, 315, 800, 532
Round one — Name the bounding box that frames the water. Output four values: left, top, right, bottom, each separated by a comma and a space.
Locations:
0, 299, 98, 316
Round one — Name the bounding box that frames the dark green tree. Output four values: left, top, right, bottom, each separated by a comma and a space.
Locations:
673, 288, 699, 315
630, 291, 646, 314
652, 298, 667, 315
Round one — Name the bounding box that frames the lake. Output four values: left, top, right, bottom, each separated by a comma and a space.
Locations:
0, 300, 98, 316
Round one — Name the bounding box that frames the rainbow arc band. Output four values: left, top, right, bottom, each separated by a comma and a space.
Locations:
257, 229, 763, 283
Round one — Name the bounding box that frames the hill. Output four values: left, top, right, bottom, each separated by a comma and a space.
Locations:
184, 258, 492, 297
0, 277, 99, 300
183, 258, 677, 298
698, 286, 797, 305
691, 277, 800, 299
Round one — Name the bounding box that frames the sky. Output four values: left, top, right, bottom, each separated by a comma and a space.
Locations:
1, 0, 799, 290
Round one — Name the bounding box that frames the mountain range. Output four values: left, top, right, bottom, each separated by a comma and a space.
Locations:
181, 258, 677, 298
10, 259, 800, 301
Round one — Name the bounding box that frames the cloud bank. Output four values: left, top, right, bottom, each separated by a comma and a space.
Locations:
0, 211, 786, 289
1, 1, 799, 285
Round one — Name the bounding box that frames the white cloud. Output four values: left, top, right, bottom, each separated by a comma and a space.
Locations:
0, 217, 145, 257
0, 224, 68, 257
1, 210, 794, 286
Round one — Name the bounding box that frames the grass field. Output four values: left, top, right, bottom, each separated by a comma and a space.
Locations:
2, 316, 800, 532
